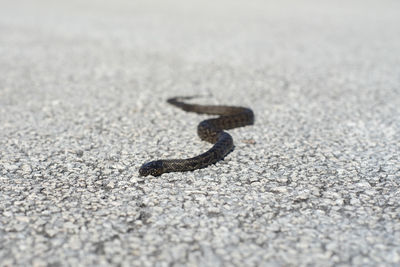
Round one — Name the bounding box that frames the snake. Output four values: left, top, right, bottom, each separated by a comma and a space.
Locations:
139, 96, 254, 176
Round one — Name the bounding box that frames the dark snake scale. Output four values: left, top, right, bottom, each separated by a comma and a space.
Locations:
139, 96, 254, 176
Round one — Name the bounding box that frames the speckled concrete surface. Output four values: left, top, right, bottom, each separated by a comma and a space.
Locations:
1, 0, 400, 266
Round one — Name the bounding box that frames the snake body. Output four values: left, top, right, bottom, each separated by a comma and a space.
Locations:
139, 96, 254, 176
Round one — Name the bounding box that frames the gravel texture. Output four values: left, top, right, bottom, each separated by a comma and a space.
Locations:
1, 0, 400, 266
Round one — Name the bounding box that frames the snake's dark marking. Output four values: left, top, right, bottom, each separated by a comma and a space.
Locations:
139, 96, 254, 176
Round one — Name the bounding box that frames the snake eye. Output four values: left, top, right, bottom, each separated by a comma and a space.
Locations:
139, 160, 163, 177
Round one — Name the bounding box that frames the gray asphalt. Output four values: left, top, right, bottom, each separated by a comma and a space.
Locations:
1, 0, 400, 266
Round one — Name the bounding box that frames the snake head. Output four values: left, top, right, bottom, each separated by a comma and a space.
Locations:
139, 160, 164, 177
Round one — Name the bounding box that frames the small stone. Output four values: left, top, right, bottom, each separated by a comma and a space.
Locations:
5, 164, 18, 172
21, 164, 32, 173
32, 258, 47, 267
16, 215, 30, 223
350, 198, 361, 205
107, 181, 115, 189
271, 186, 287, 193
14, 223, 27, 231
3, 211, 13, 217
45, 228, 58, 237
69, 235, 82, 250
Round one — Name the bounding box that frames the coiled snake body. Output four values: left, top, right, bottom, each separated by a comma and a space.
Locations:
139, 96, 254, 176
